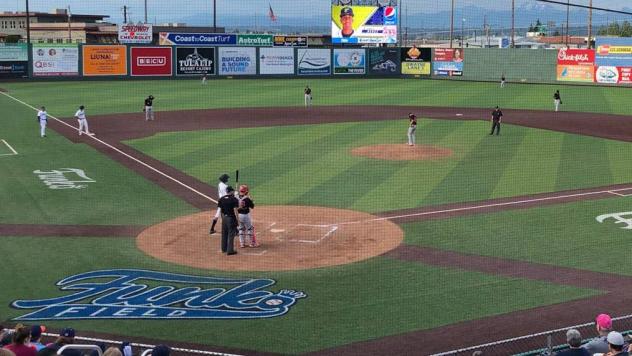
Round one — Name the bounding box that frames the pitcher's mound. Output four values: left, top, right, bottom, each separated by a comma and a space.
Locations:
352, 144, 453, 161
137, 206, 403, 271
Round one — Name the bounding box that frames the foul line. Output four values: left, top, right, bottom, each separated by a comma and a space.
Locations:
0, 91, 217, 204
0, 139, 18, 156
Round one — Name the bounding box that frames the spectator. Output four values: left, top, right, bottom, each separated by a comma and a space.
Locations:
583, 314, 612, 355
27, 326, 45, 351
0, 330, 13, 347
605, 331, 628, 356
0, 349, 16, 356
3, 324, 36, 356
40, 328, 80, 356
151, 345, 170, 356
119, 341, 132, 356
102, 347, 122, 356
556, 329, 589, 355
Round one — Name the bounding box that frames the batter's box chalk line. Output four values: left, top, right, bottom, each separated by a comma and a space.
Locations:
256, 220, 339, 244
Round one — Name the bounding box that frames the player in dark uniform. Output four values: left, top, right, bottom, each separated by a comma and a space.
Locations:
217, 186, 240, 255
144, 95, 154, 121
490, 106, 503, 135
554, 90, 562, 112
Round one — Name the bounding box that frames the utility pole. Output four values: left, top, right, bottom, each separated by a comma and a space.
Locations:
144, 0, 148, 23
213, 0, 217, 32
588, 0, 592, 48
461, 18, 465, 47
25, 0, 31, 45
67, 5, 72, 42
565, 0, 570, 46
123, 5, 128, 23
450, 0, 454, 48
511, 0, 515, 47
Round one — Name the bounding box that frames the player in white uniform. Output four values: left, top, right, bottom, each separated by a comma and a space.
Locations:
304, 86, 312, 108
37, 106, 48, 138
210, 173, 230, 234
74, 105, 93, 136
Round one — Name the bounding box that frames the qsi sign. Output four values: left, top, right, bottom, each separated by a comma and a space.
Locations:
118, 24, 153, 44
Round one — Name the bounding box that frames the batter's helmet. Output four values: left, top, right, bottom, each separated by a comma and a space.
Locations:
239, 185, 249, 194
149, 95, 154, 99
219, 174, 229, 183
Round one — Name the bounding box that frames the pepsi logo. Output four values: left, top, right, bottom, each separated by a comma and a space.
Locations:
384, 7, 396, 20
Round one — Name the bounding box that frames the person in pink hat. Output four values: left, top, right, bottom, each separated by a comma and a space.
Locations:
582, 313, 613, 355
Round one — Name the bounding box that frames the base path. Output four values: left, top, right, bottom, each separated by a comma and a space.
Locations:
137, 206, 403, 271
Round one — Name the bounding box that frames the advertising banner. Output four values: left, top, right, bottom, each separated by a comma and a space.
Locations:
82, 45, 127, 76
0, 61, 27, 78
218, 47, 256, 75
159, 33, 237, 46
432, 48, 464, 76
0, 43, 28, 62
596, 37, 632, 67
556, 48, 595, 82
297, 48, 331, 75
333, 49, 365, 75
367, 48, 400, 75
618, 67, 632, 84
401, 46, 431, 75
118, 23, 153, 44
176, 47, 215, 76
273, 35, 308, 47
32, 44, 79, 77
130, 47, 173, 76
237, 34, 273, 47
259, 47, 294, 75
331, 5, 397, 44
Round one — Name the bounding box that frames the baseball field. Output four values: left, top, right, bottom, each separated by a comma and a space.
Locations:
2, 78, 632, 355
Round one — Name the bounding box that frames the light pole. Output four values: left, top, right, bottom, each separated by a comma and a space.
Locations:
67, 5, 72, 42
144, 0, 148, 23
565, 0, 570, 46
449, 0, 454, 48
511, 0, 515, 47
588, 0, 592, 48
25, 0, 30, 44
213, 0, 217, 32
461, 18, 465, 47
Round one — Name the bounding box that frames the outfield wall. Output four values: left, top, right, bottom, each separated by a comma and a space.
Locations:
456, 48, 558, 83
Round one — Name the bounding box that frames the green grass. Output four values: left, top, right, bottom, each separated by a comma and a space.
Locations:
0, 236, 601, 354
1, 78, 631, 116
0, 94, 197, 225
403, 196, 632, 276
126, 119, 632, 212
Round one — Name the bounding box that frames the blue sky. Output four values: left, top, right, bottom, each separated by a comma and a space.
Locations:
2, 0, 630, 26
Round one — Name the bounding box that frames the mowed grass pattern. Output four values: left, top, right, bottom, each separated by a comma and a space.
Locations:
127, 118, 632, 212
2, 78, 631, 116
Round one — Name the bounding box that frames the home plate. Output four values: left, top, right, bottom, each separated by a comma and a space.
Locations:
456, 113, 463, 117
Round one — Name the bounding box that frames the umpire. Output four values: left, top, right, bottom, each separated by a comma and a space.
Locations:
490, 106, 503, 135
217, 186, 240, 255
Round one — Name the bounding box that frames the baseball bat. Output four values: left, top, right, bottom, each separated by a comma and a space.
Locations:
236, 169, 239, 184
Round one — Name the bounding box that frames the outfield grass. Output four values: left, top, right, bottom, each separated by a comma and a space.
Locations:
0, 236, 601, 354
0, 94, 197, 225
126, 119, 632, 212
403, 196, 632, 276
1, 78, 631, 116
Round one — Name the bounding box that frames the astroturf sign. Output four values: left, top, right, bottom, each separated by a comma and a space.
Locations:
237, 34, 273, 47
11, 269, 306, 320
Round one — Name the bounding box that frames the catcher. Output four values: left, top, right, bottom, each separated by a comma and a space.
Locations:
237, 184, 258, 248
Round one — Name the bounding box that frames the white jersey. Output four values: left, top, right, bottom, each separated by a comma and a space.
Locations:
37, 110, 47, 121
218, 181, 228, 198
75, 109, 86, 120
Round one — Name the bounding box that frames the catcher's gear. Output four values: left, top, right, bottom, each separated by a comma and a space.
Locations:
239, 185, 249, 195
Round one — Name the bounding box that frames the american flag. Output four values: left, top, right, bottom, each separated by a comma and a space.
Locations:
268, 3, 277, 22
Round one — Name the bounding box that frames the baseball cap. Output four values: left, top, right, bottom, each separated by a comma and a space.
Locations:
30, 325, 45, 339
607, 331, 624, 346
340, 6, 353, 17
151, 344, 171, 356
596, 313, 612, 329
60, 327, 75, 338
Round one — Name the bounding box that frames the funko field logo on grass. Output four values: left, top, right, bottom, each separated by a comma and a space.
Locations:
12, 269, 306, 320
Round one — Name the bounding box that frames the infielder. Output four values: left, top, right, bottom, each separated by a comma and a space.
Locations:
210, 173, 230, 234
554, 90, 562, 112
37, 106, 47, 138
74, 105, 93, 136
237, 185, 257, 248
144, 95, 155, 121
407, 113, 417, 146
304, 85, 312, 108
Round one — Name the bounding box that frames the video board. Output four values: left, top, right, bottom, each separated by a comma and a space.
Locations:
331, 5, 397, 44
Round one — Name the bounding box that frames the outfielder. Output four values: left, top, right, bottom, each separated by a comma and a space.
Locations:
210, 173, 230, 234
37, 106, 47, 138
237, 185, 257, 248
144, 95, 155, 121
74, 105, 93, 136
304, 85, 312, 108
554, 90, 562, 112
407, 113, 417, 146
